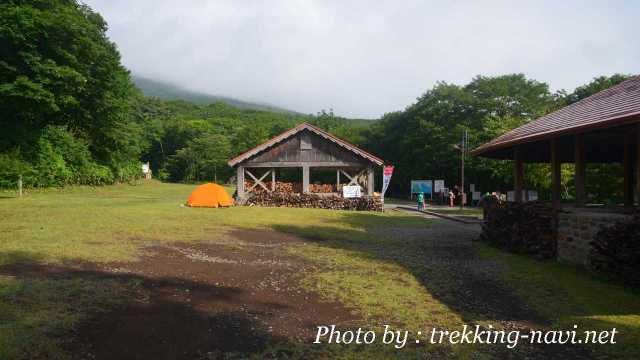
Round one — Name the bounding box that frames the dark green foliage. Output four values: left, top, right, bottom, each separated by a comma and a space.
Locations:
0, 0, 139, 187
590, 213, 640, 288
365, 74, 557, 196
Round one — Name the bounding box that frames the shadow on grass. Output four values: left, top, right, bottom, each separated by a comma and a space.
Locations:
0, 253, 289, 360
269, 211, 634, 359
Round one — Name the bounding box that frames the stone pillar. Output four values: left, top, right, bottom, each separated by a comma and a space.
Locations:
236, 166, 245, 197
574, 134, 586, 207
302, 165, 310, 193
367, 166, 374, 196
514, 147, 524, 203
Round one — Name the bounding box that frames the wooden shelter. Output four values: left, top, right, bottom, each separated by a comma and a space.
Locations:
471, 75, 640, 209
228, 122, 384, 198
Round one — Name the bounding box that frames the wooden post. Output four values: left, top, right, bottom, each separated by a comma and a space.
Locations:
367, 166, 374, 196
574, 134, 586, 207
302, 165, 310, 193
551, 139, 561, 209
336, 169, 340, 191
236, 166, 245, 197
271, 168, 276, 192
514, 147, 523, 203
623, 132, 634, 207
636, 124, 640, 205
18, 175, 23, 197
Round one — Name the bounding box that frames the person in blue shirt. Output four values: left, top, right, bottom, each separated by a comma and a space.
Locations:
417, 192, 424, 211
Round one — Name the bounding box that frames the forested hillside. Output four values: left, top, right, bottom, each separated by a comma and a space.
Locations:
0, 0, 631, 203
132, 75, 298, 114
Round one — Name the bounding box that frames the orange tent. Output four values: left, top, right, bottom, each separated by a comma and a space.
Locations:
186, 183, 234, 208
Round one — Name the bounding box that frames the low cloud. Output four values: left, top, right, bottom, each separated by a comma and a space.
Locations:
85, 0, 640, 118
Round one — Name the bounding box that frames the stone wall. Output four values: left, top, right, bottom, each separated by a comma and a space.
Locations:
557, 210, 632, 265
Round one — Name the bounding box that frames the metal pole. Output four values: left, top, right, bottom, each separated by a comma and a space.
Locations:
460, 130, 465, 210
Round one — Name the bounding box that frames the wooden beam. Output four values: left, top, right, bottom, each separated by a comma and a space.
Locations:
245, 169, 271, 192
574, 134, 586, 207
271, 168, 276, 192
236, 166, 245, 197
514, 147, 523, 203
367, 166, 374, 196
551, 139, 561, 209
302, 165, 310, 193
242, 161, 368, 168
624, 132, 634, 207
340, 169, 366, 187
336, 169, 340, 190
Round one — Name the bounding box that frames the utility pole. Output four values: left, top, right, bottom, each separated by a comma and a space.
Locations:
460, 130, 467, 210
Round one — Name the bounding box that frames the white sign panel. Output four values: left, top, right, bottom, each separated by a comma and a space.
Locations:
472, 191, 481, 201
434, 180, 445, 193
343, 185, 362, 198
469, 183, 475, 192
507, 191, 515, 202
528, 190, 538, 201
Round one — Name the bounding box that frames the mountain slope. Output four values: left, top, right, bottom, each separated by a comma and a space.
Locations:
132, 75, 299, 114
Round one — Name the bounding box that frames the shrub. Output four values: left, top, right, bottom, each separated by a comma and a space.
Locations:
0, 150, 32, 188
590, 213, 640, 288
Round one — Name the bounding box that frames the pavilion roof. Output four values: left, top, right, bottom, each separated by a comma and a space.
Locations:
471, 75, 640, 157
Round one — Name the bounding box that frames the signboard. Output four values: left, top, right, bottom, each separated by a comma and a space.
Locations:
141, 163, 150, 174
434, 180, 445, 193
469, 183, 476, 192
507, 191, 515, 202
343, 185, 362, 198
527, 190, 538, 201
472, 191, 481, 201
381, 166, 394, 197
410, 180, 432, 195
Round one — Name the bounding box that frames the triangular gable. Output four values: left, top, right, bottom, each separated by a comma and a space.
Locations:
228, 123, 384, 167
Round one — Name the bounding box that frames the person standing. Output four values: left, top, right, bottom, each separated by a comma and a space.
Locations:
417, 192, 424, 211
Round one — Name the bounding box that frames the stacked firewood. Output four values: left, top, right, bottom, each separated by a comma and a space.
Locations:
245, 192, 382, 211
590, 211, 640, 288
245, 181, 337, 193
479, 201, 555, 258
309, 183, 337, 193
244, 181, 302, 193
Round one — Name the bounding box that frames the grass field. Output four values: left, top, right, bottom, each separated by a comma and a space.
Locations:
1, 181, 638, 359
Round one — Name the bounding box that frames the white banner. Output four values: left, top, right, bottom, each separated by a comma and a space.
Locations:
381, 166, 394, 197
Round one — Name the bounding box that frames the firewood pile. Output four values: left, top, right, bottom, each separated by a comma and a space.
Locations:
478, 201, 555, 258
590, 211, 640, 288
245, 181, 302, 193
245, 192, 382, 211
245, 181, 337, 193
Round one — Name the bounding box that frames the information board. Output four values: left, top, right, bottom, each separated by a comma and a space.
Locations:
410, 180, 432, 195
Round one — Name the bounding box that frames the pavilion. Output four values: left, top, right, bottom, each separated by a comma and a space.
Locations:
471, 75, 640, 209
471, 75, 639, 264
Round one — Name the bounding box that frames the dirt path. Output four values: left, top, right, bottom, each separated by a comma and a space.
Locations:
72, 229, 358, 360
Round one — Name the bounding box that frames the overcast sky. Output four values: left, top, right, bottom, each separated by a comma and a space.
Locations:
85, 0, 639, 118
